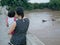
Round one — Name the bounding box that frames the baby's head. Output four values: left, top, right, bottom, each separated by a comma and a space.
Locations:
8, 10, 15, 18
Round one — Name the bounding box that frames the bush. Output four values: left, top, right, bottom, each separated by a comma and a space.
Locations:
48, 0, 60, 10
32, 3, 39, 9
1, 0, 60, 11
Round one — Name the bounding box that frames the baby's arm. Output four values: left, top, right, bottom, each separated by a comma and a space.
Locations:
6, 17, 9, 27
8, 22, 16, 35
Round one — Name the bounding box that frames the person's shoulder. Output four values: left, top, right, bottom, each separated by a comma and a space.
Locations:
24, 18, 30, 24
24, 17, 29, 21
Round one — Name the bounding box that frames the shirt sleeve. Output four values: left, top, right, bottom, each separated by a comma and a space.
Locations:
14, 17, 16, 21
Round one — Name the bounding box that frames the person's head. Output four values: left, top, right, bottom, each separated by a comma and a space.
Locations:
8, 10, 15, 18
15, 7, 24, 18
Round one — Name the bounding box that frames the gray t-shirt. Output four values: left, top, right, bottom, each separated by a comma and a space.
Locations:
10, 18, 29, 45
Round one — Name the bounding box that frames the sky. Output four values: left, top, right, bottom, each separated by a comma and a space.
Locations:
28, 0, 50, 3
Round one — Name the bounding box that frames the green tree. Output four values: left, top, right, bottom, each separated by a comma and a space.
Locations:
1, 0, 29, 10
48, 0, 60, 10
39, 3, 45, 9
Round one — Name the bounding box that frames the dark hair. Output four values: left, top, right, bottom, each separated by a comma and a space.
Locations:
16, 7, 24, 18
8, 10, 15, 17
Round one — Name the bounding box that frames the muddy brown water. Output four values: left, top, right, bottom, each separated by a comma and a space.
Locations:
25, 9, 60, 45
0, 9, 60, 45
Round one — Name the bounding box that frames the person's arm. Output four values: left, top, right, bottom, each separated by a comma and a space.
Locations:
14, 17, 16, 21
8, 22, 16, 35
6, 17, 9, 27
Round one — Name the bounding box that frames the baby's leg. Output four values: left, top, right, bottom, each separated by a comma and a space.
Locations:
8, 35, 12, 45
9, 35, 12, 39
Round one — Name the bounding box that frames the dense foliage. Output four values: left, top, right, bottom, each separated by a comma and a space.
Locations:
0, 0, 29, 10
0, 0, 60, 10
48, 0, 60, 10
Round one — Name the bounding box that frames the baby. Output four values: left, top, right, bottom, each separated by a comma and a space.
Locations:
6, 10, 16, 45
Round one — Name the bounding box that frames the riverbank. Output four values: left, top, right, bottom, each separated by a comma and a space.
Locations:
24, 9, 60, 15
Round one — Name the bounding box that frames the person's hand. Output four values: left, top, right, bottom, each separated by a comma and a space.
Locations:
8, 32, 10, 35
8, 33, 9, 35
7, 24, 9, 27
8, 32, 12, 35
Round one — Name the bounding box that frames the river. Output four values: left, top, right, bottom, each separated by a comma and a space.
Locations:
25, 9, 60, 45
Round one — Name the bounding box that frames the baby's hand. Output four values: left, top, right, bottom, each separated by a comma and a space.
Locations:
6, 24, 9, 27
